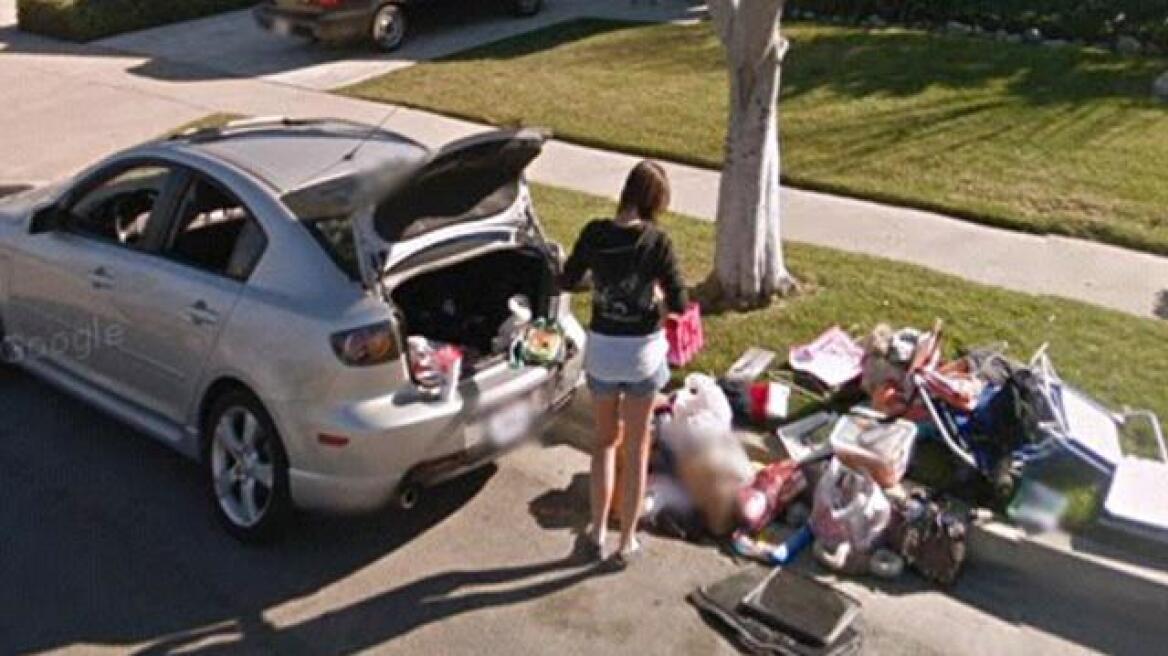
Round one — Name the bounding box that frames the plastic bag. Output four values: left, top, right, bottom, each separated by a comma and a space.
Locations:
663, 374, 735, 454
809, 459, 891, 553
408, 337, 462, 401
492, 294, 533, 353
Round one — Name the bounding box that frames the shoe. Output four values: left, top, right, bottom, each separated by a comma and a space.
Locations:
611, 541, 644, 569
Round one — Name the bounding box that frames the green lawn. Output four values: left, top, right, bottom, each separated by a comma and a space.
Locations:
531, 183, 1168, 461
343, 20, 1168, 255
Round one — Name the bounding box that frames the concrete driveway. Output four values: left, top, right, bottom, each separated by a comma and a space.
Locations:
95, 0, 708, 91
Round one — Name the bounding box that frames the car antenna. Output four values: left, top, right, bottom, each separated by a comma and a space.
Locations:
288, 105, 402, 191
342, 105, 401, 163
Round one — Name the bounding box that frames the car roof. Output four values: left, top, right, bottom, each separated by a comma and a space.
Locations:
169, 118, 431, 194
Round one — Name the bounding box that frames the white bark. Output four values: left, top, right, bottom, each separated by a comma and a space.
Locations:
709, 0, 793, 303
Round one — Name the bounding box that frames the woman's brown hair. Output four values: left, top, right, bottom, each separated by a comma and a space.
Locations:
618, 160, 671, 223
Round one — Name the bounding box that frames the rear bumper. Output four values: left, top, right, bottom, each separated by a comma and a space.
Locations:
253, 5, 371, 42
278, 355, 583, 515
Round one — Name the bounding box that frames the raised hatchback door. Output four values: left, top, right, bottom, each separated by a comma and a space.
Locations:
370, 127, 547, 244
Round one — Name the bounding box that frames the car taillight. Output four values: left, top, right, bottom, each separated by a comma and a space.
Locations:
315, 0, 343, 8
331, 322, 399, 367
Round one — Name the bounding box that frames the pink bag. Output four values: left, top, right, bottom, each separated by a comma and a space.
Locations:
736, 459, 808, 533
666, 303, 704, 367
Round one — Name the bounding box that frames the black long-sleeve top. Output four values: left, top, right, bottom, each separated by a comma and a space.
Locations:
558, 218, 688, 337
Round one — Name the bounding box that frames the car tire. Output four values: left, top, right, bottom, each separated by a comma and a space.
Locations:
510, 0, 543, 17
371, 3, 408, 52
203, 389, 292, 543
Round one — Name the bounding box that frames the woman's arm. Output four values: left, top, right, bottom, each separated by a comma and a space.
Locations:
557, 222, 595, 292
657, 233, 688, 314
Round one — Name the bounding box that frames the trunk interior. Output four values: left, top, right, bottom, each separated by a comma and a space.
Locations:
391, 248, 555, 372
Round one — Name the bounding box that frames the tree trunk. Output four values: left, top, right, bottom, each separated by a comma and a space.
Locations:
709, 0, 794, 306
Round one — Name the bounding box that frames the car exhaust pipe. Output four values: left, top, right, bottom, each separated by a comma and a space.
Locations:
396, 483, 421, 510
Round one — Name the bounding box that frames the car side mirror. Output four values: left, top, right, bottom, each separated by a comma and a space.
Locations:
29, 205, 67, 235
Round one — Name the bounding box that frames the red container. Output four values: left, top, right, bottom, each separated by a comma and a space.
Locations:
666, 303, 704, 367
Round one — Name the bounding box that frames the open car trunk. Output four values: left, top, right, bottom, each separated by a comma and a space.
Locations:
391, 247, 556, 373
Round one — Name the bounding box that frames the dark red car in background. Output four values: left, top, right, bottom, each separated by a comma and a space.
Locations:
255, 0, 544, 52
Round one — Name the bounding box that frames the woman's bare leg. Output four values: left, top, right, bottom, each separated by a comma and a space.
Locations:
618, 393, 655, 553
590, 393, 623, 548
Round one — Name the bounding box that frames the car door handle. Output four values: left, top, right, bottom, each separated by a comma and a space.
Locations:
186, 301, 219, 327
88, 267, 115, 290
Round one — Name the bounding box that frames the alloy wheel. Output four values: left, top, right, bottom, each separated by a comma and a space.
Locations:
372, 5, 406, 52
210, 406, 276, 529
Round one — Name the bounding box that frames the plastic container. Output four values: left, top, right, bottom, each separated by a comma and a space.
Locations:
829, 414, 917, 488
666, 303, 704, 367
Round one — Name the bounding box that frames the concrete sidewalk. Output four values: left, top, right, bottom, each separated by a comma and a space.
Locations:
2, 23, 1166, 319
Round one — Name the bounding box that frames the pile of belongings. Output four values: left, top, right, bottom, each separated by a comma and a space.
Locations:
644, 373, 970, 588
856, 320, 1168, 543
690, 567, 863, 656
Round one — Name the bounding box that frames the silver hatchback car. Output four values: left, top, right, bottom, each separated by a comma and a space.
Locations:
0, 118, 585, 541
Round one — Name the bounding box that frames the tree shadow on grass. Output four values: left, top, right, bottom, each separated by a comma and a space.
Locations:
781, 27, 1167, 106
435, 17, 1165, 107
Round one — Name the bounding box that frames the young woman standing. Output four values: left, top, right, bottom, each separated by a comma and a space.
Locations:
559, 161, 687, 563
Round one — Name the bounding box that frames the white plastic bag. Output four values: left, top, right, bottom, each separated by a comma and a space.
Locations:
809, 459, 891, 553
663, 374, 735, 454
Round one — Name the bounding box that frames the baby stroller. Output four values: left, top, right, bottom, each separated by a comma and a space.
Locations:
913, 339, 1167, 509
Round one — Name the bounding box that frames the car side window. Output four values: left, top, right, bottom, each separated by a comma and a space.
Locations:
68, 165, 171, 249
163, 175, 267, 281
